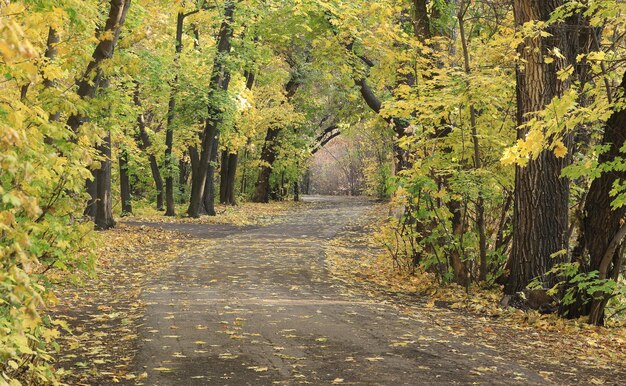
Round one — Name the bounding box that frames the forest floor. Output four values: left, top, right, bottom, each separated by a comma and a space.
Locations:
52, 196, 626, 385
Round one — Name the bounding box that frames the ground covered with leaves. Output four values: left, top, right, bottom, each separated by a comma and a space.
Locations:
326, 203, 626, 385
49, 198, 626, 385
51, 202, 298, 384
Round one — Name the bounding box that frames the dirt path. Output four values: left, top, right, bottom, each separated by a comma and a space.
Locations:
129, 196, 550, 385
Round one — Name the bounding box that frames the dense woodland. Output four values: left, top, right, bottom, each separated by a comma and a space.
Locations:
1, 0, 626, 383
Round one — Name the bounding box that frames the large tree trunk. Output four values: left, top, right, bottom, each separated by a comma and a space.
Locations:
504, 0, 576, 299
187, 0, 235, 217
565, 72, 626, 325
67, 0, 131, 229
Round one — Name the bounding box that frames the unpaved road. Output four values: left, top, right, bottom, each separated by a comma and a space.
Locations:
130, 196, 552, 385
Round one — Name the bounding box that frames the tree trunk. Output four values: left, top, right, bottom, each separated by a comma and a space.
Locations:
43, 27, 60, 122
219, 150, 229, 204
178, 158, 190, 203
84, 178, 97, 219
252, 127, 280, 203
203, 131, 220, 216
504, 0, 577, 299
67, 0, 131, 228
565, 72, 626, 324
95, 130, 116, 230
226, 152, 238, 205
458, 2, 488, 282
252, 78, 300, 203
164, 12, 185, 217
187, 0, 235, 217
67, 0, 131, 131
449, 199, 468, 286
119, 148, 132, 215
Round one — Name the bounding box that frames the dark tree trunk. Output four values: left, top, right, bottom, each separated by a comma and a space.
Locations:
504, 0, 577, 300
219, 71, 253, 205
219, 151, 238, 205
164, 124, 176, 216
178, 158, 190, 203
187, 0, 235, 217
203, 133, 220, 216
252, 78, 300, 203
85, 178, 97, 219
67, 0, 131, 132
240, 147, 248, 197
564, 72, 626, 324
119, 148, 132, 215
252, 127, 281, 203
225, 153, 238, 205
43, 27, 61, 122
293, 181, 299, 202
219, 150, 229, 204
449, 200, 468, 286
94, 131, 116, 230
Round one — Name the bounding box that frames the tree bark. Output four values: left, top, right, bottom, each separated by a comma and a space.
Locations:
164, 12, 186, 217
203, 131, 220, 216
458, 1, 488, 282
565, 72, 626, 324
43, 27, 61, 122
219, 150, 229, 204
119, 148, 132, 215
219, 149, 240, 205
95, 130, 116, 230
67, 0, 131, 230
225, 152, 238, 205
252, 78, 300, 203
187, 0, 235, 217
252, 126, 281, 203
504, 0, 576, 298
68, 0, 131, 131
178, 158, 190, 203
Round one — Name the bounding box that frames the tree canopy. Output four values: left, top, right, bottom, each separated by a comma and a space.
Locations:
1, 0, 626, 383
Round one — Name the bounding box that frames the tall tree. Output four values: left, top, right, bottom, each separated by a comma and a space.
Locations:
252, 77, 300, 203
67, 0, 132, 230
187, 0, 236, 217
503, 0, 578, 300
567, 72, 626, 324
163, 8, 200, 216
220, 71, 255, 205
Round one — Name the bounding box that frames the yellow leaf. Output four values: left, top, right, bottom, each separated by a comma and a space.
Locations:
553, 141, 568, 158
